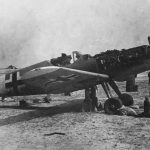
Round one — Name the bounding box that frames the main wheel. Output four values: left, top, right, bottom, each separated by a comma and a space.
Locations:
120, 93, 134, 106
104, 97, 122, 114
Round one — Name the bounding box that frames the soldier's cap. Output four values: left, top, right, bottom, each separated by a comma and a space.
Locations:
61, 53, 67, 57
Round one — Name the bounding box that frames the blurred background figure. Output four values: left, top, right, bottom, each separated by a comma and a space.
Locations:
51, 53, 72, 66
144, 96, 150, 116
148, 72, 150, 96
72, 51, 83, 62
148, 36, 150, 45
148, 72, 150, 84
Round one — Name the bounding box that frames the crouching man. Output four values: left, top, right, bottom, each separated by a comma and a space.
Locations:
82, 86, 103, 112
82, 88, 92, 112
141, 96, 150, 117
90, 86, 103, 112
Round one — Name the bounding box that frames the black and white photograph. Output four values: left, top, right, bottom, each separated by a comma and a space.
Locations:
0, 0, 150, 149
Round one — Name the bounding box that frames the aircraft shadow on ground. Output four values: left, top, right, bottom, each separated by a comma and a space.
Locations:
0, 99, 83, 126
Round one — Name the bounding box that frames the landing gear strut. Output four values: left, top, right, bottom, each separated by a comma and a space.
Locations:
103, 79, 134, 114
82, 79, 134, 114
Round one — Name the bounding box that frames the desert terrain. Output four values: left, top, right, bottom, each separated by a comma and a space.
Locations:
0, 73, 150, 150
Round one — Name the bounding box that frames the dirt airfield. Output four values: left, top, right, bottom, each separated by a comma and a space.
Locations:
0, 74, 150, 150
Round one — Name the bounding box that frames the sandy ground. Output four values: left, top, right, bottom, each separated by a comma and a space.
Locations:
0, 75, 150, 150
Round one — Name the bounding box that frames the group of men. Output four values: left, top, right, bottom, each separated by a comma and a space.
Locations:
141, 72, 150, 117
81, 71, 150, 116
94, 47, 147, 73
117, 72, 150, 117
51, 53, 72, 66
49, 52, 150, 116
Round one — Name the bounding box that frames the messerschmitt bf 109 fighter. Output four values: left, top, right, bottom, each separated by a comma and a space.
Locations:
1, 39, 150, 114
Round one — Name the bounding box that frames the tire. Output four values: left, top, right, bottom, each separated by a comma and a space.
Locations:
104, 97, 122, 114
120, 93, 134, 106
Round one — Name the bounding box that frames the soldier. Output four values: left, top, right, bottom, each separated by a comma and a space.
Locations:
51, 53, 72, 66
148, 72, 150, 84
117, 105, 137, 116
7, 65, 17, 69
90, 86, 103, 111
82, 88, 92, 112
148, 36, 150, 45
147, 72, 150, 96
64, 92, 71, 96
72, 51, 83, 62
1, 96, 5, 102
138, 96, 150, 117
60, 53, 72, 66
144, 96, 150, 116
90, 86, 98, 111
43, 94, 52, 103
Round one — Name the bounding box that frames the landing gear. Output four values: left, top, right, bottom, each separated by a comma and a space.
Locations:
82, 79, 134, 114
120, 93, 134, 106
104, 98, 122, 114
103, 79, 133, 114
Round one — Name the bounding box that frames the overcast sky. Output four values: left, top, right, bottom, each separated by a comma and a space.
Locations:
0, 0, 150, 67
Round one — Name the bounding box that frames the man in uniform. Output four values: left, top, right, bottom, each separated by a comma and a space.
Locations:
51, 53, 72, 66
148, 72, 150, 84
138, 96, 150, 117
82, 88, 92, 112
90, 86, 103, 111
116, 105, 137, 116
144, 96, 150, 116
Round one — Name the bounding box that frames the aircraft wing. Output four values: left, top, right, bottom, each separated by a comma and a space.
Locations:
20, 66, 109, 94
